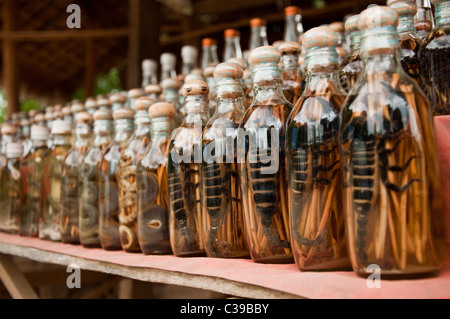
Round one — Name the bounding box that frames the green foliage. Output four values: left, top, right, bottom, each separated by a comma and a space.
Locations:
71, 67, 122, 100
0, 91, 6, 123
21, 99, 40, 113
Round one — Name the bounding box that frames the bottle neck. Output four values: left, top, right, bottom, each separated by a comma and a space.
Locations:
435, 2, 450, 27
184, 95, 210, 124
32, 139, 47, 149
201, 46, 213, 70
161, 68, 177, 81
151, 117, 174, 139
182, 61, 196, 76
415, 0, 435, 33
349, 31, 361, 53
251, 65, 289, 106
215, 80, 246, 116
142, 73, 158, 87
281, 53, 300, 72
114, 119, 134, 143
360, 28, 400, 57
21, 125, 31, 138
223, 37, 242, 61
361, 50, 403, 79
249, 26, 268, 51
52, 133, 72, 146
163, 88, 180, 109
134, 116, 151, 138
284, 14, 302, 42
398, 14, 417, 35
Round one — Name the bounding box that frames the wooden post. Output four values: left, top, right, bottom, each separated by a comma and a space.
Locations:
127, 0, 161, 89
84, 39, 95, 99
2, 0, 20, 116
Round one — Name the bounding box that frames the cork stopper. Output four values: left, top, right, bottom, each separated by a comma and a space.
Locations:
284, 6, 301, 16
109, 93, 126, 104
329, 21, 345, 33
28, 109, 37, 119
278, 41, 301, 55
53, 105, 62, 112
71, 101, 85, 113
161, 78, 181, 90
30, 125, 50, 140
271, 41, 284, 50
182, 80, 209, 97
1, 124, 17, 135
75, 111, 94, 125
202, 38, 215, 47
113, 107, 135, 120
85, 98, 97, 110
358, 6, 399, 32
226, 57, 246, 69
185, 73, 206, 83
45, 111, 54, 121
224, 29, 239, 38
148, 102, 176, 119
203, 66, 216, 78
45, 106, 54, 114
62, 106, 72, 116
134, 97, 156, 111
96, 96, 111, 108
248, 46, 281, 67
53, 111, 62, 119
34, 113, 46, 123
302, 26, 339, 51
145, 84, 162, 95
213, 62, 243, 81
51, 120, 72, 134
93, 108, 113, 121
160, 53, 176, 69
388, 0, 417, 17
250, 18, 266, 27
345, 14, 360, 33
337, 47, 348, 58
128, 88, 145, 99
181, 45, 198, 63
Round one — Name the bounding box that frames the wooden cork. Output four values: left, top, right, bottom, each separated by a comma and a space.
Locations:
75, 111, 94, 125
71, 101, 85, 113
182, 80, 209, 97
109, 93, 126, 104
28, 109, 37, 118
337, 47, 348, 58
1, 124, 17, 135
389, 0, 417, 17
113, 107, 135, 120
93, 108, 113, 121
62, 106, 72, 116
54, 105, 62, 112
214, 62, 243, 81
128, 88, 145, 99
248, 46, 280, 67
227, 57, 246, 69
284, 6, 301, 16
161, 78, 181, 90
250, 18, 266, 27
329, 21, 345, 33
224, 29, 239, 38
278, 41, 301, 55
34, 113, 46, 123
302, 26, 339, 51
85, 98, 97, 110
145, 84, 162, 95
134, 97, 156, 111
148, 102, 176, 119
97, 96, 111, 107
358, 6, 399, 31
345, 14, 360, 33
203, 66, 216, 78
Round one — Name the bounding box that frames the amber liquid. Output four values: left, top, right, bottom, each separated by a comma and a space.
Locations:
0, 159, 21, 234
340, 78, 446, 278
399, 36, 421, 83
282, 69, 302, 106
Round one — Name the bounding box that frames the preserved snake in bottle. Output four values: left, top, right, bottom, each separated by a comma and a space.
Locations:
201, 62, 249, 258
41, 120, 72, 241
238, 46, 293, 263
287, 27, 351, 271
98, 107, 135, 250
340, 14, 363, 93
137, 102, 176, 255
339, 6, 445, 278
118, 97, 154, 252
79, 108, 114, 248
168, 80, 210, 257
279, 41, 303, 105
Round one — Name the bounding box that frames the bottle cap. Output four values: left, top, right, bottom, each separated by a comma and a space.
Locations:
284, 6, 301, 16
203, 66, 216, 78
6, 143, 23, 158
271, 40, 284, 50
345, 14, 360, 34
51, 120, 72, 134
128, 88, 145, 99
75, 111, 94, 125
329, 21, 345, 33
134, 97, 156, 111
337, 47, 348, 58
213, 62, 243, 81
226, 57, 246, 69
202, 38, 215, 47
182, 80, 209, 97
181, 45, 198, 63
142, 59, 157, 73
62, 106, 72, 116
34, 113, 46, 123
96, 96, 111, 108
161, 78, 180, 90
250, 18, 266, 27
247, 46, 281, 67
45, 106, 54, 114
1, 124, 17, 135
113, 107, 135, 120
145, 84, 162, 95
93, 108, 113, 121
358, 5, 399, 32
53, 105, 62, 112
109, 93, 126, 104
278, 41, 301, 55
160, 53, 176, 68
302, 26, 339, 51
28, 109, 37, 118
148, 102, 176, 119
224, 29, 239, 38
388, 0, 417, 17
71, 101, 85, 113
85, 98, 97, 110
185, 73, 206, 83
30, 125, 50, 140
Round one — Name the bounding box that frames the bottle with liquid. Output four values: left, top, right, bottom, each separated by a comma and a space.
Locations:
339, 6, 445, 278
79, 108, 114, 248
223, 29, 243, 62
201, 62, 249, 258
60, 112, 93, 244
201, 38, 219, 70
127, 88, 145, 110
145, 84, 162, 102
98, 107, 135, 250
0, 143, 23, 234
142, 59, 158, 87
168, 80, 210, 257
160, 52, 177, 82
279, 41, 303, 105
118, 97, 153, 253
110, 93, 127, 113
414, 0, 435, 41
20, 125, 51, 237
420, 0, 450, 115
203, 66, 218, 118
136, 102, 176, 255
340, 14, 363, 93
161, 78, 183, 126
287, 27, 350, 271
96, 96, 111, 112
238, 46, 293, 264
283, 6, 304, 42
41, 120, 73, 241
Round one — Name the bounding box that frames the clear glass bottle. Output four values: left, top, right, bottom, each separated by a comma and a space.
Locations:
287, 27, 350, 271
41, 120, 73, 241
181, 45, 198, 77
19, 118, 32, 157
201, 62, 249, 258
279, 41, 303, 105
161, 78, 183, 126
62, 105, 73, 123
201, 38, 219, 70
340, 6, 445, 278
168, 80, 210, 257
223, 29, 243, 62
45, 106, 54, 131
0, 143, 23, 234
98, 107, 135, 250
389, 0, 422, 82
340, 14, 363, 93
118, 97, 153, 253
79, 109, 114, 248
86, 98, 98, 116
145, 84, 162, 102
238, 46, 293, 264
20, 125, 51, 237
160, 52, 177, 82
60, 112, 93, 244
249, 18, 269, 51
127, 88, 145, 110
110, 93, 127, 113
283, 6, 304, 42
420, 0, 450, 115
329, 22, 347, 48
142, 59, 158, 87
137, 102, 176, 255
414, 0, 435, 41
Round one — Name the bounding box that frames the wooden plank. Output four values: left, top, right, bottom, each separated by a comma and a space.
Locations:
0, 28, 129, 41
84, 39, 95, 99
194, 0, 276, 15
0, 254, 38, 299
117, 278, 134, 299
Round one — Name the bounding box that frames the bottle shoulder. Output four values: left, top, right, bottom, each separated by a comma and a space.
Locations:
240, 103, 292, 129
422, 27, 450, 50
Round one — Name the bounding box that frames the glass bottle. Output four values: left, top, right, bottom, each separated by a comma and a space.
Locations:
136, 102, 176, 255
329, 22, 347, 48
340, 14, 363, 93
201, 62, 249, 258
41, 120, 73, 241
181, 45, 198, 77
33, 113, 47, 127
160, 52, 177, 82
161, 78, 183, 126
389, 0, 421, 82
0, 125, 17, 203
62, 105, 73, 123
45, 106, 54, 131
117, 97, 153, 253
279, 41, 303, 105
60, 112, 93, 244
19, 118, 32, 157
145, 84, 162, 102
287, 27, 350, 271
414, 0, 435, 41
223, 29, 243, 62
420, 0, 450, 115
249, 18, 269, 51
127, 88, 145, 110
96, 96, 111, 112
201, 38, 219, 70
142, 59, 158, 87
238, 46, 293, 264
98, 107, 135, 250
20, 125, 51, 237
227, 58, 251, 110
283, 6, 304, 42
71, 101, 85, 125
168, 80, 210, 257
339, 6, 445, 278
110, 93, 127, 113
0, 143, 23, 234
79, 109, 114, 248
203, 66, 218, 118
